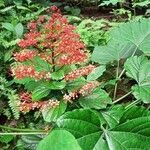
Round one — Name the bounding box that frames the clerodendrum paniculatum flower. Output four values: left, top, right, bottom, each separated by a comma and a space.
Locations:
11, 6, 97, 112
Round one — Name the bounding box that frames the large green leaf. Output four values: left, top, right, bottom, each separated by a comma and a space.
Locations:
103, 131, 150, 150
110, 19, 150, 55
92, 41, 136, 64
120, 105, 150, 123
79, 88, 112, 109
92, 19, 150, 64
124, 56, 150, 103
57, 109, 102, 150
37, 130, 81, 150
56, 107, 150, 150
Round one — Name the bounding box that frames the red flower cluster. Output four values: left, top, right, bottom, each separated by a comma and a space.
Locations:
11, 65, 51, 80
12, 6, 87, 81
19, 91, 59, 113
14, 49, 37, 62
64, 65, 95, 81
79, 81, 100, 96
17, 6, 86, 65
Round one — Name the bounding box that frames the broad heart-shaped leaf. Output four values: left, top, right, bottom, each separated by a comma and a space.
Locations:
87, 65, 106, 81
79, 88, 112, 109
91, 41, 138, 64
42, 101, 67, 122
103, 131, 150, 150
120, 105, 150, 123
112, 116, 150, 136
91, 19, 150, 64
32, 85, 50, 101
37, 130, 81, 150
110, 18, 150, 55
57, 109, 102, 150
124, 55, 150, 103
56, 107, 150, 150
101, 105, 125, 129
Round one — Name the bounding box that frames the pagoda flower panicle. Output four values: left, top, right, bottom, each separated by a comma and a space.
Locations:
64, 65, 95, 81
14, 49, 37, 62
11, 64, 51, 80
19, 91, 59, 113
63, 81, 100, 102
16, 5, 87, 67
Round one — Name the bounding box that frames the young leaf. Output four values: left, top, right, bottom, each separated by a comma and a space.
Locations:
79, 88, 112, 109
37, 130, 81, 150
51, 70, 64, 80
15, 23, 24, 38
48, 81, 66, 90
32, 86, 50, 101
42, 101, 67, 122
2, 23, 15, 32
33, 56, 51, 72
87, 65, 106, 81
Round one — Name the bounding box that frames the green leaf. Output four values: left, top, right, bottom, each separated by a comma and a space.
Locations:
4, 49, 13, 62
87, 65, 106, 81
110, 19, 150, 55
120, 105, 150, 123
0, 135, 14, 144
124, 56, 150, 103
0, 6, 15, 13
48, 81, 66, 90
104, 131, 150, 149
92, 19, 150, 64
92, 41, 137, 64
57, 109, 102, 150
33, 56, 51, 72
113, 116, 150, 136
15, 23, 24, 38
32, 86, 50, 101
37, 130, 81, 150
2, 23, 14, 32
42, 101, 67, 122
56, 106, 150, 150
79, 88, 112, 109
66, 77, 86, 92
20, 135, 43, 150
101, 105, 125, 129
51, 70, 64, 80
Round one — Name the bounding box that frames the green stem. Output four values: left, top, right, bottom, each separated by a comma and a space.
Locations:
0, 132, 47, 135
113, 61, 120, 100
113, 91, 132, 104
125, 99, 141, 109
0, 125, 46, 133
